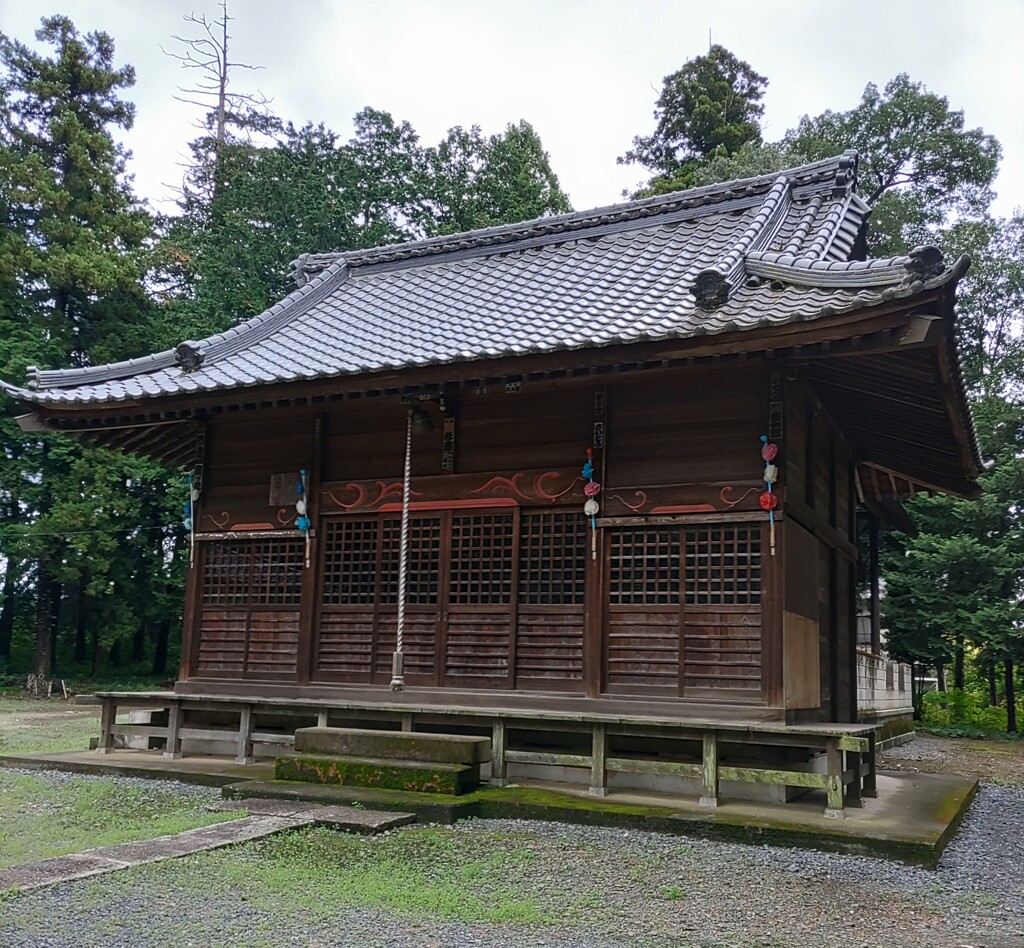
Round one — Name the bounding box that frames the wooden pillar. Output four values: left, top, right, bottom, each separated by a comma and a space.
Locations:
699, 732, 719, 807
862, 733, 878, 799
163, 701, 183, 760
490, 720, 507, 787
589, 723, 607, 797
868, 513, 881, 655
296, 415, 325, 686
401, 713, 414, 732
97, 697, 116, 754
235, 703, 255, 764
824, 737, 844, 818
316, 710, 328, 728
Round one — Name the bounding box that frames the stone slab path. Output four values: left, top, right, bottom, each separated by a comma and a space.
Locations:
0, 798, 414, 893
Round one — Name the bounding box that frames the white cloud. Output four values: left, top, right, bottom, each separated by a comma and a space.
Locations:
4, 0, 1022, 215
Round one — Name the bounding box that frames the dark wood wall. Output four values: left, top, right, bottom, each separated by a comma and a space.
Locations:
782, 373, 858, 723
182, 360, 850, 717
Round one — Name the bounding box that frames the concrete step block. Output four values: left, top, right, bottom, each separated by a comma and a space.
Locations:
293, 727, 491, 764
276, 753, 480, 795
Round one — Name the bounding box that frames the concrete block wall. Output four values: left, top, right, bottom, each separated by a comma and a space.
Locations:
857, 650, 913, 714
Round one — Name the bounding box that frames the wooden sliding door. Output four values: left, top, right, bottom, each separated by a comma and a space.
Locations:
603, 521, 765, 701
314, 506, 586, 691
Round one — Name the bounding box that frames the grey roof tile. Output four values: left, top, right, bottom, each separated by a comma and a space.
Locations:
0, 152, 964, 409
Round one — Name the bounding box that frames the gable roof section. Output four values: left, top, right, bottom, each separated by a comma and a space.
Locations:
2, 151, 953, 408
0, 152, 982, 493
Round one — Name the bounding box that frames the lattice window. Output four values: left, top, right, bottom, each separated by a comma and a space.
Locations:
449, 513, 514, 604
519, 511, 586, 605
202, 541, 250, 606
202, 538, 303, 607
249, 538, 304, 605
321, 520, 378, 605
684, 524, 761, 605
380, 516, 442, 605
608, 529, 679, 605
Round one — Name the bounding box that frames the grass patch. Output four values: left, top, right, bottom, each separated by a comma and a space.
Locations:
0, 696, 100, 755
0, 770, 245, 869
185, 825, 556, 926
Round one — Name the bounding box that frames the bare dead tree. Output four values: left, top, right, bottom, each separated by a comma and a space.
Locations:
163, 1, 273, 151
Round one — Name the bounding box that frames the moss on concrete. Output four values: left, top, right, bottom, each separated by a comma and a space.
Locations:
275, 755, 477, 795
229, 775, 979, 868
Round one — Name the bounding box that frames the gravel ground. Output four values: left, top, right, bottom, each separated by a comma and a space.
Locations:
0, 771, 1021, 948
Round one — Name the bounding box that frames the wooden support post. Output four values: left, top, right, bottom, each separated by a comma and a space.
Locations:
589, 723, 608, 797
235, 704, 255, 765
862, 733, 878, 799
490, 720, 507, 787
163, 701, 183, 760
845, 760, 863, 808
401, 713, 414, 733
699, 731, 719, 807
317, 710, 328, 728
97, 697, 116, 754
824, 737, 845, 818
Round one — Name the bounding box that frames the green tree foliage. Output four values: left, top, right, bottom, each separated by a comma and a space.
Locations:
787, 74, 1001, 255
0, 17, 183, 680
421, 121, 570, 236
620, 44, 767, 194
159, 109, 571, 343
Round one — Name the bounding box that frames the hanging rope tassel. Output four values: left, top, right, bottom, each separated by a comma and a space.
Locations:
185, 474, 197, 566
759, 435, 779, 557
391, 410, 414, 692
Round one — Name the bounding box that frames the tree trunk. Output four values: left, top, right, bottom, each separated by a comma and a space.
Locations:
988, 659, 999, 706
1007, 660, 1017, 734
152, 618, 170, 677
90, 623, 100, 677
954, 644, 965, 690
49, 581, 61, 677
73, 582, 88, 664
936, 663, 946, 692
132, 619, 147, 665
32, 572, 52, 679
0, 561, 17, 666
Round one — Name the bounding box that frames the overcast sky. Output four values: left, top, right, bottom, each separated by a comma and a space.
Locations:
3, 0, 1022, 218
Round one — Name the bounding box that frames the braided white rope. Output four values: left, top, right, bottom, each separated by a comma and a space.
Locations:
390, 409, 413, 691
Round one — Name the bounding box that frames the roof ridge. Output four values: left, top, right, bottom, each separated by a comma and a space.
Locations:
290, 152, 859, 284
31, 258, 351, 392
689, 176, 793, 308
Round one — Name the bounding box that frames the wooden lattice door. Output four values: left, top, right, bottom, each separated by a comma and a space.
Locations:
603, 521, 765, 700
194, 537, 304, 680
314, 506, 587, 691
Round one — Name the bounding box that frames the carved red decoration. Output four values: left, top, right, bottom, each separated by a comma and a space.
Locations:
322, 481, 409, 512
719, 485, 760, 509
608, 490, 648, 513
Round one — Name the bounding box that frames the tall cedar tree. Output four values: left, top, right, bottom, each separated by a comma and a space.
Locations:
620, 44, 767, 195
0, 17, 182, 679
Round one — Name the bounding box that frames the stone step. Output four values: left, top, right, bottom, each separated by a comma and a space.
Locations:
276, 752, 479, 795
293, 726, 491, 765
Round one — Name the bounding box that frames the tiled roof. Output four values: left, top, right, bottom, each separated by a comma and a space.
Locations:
0, 152, 963, 407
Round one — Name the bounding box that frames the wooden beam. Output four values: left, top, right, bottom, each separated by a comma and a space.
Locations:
700, 732, 719, 807
164, 701, 183, 760
590, 723, 608, 797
